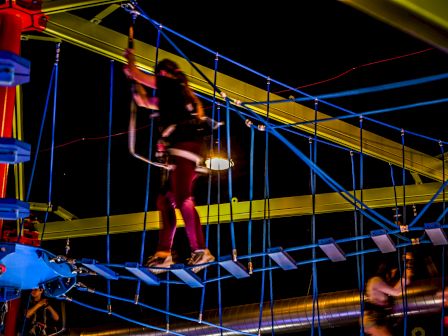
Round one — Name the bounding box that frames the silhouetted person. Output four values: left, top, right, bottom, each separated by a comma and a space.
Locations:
23, 288, 60, 336
362, 252, 414, 336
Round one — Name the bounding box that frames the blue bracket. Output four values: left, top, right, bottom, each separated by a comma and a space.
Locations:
125, 262, 160, 286
0, 198, 30, 220
0, 50, 30, 86
80, 258, 119, 280
267, 247, 297, 270
0, 242, 76, 298
170, 264, 203, 288
0, 138, 31, 164
218, 255, 250, 279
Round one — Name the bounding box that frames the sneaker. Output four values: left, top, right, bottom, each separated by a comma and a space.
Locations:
187, 249, 215, 273
145, 253, 174, 274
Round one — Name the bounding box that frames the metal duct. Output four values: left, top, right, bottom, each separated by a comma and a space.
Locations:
74, 278, 445, 336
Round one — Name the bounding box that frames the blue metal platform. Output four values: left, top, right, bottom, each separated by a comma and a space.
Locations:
0, 138, 31, 164
0, 242, 76, 301
0, 50, 30, 86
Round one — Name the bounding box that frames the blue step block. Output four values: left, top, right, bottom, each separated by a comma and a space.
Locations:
267, 247, 297, 270
170, 263, 203, 288
0, 198, 30, 220
0, 50, 30, 86
125, 262, 160, 286
80, 258, 119, 280
218, 255, 250, 279
0, 138, 31, 164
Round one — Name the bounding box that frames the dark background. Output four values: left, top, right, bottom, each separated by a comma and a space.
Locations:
11, 0, 448, 334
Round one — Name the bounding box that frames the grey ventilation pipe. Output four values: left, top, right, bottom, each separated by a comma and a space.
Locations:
74, 278, 445, 336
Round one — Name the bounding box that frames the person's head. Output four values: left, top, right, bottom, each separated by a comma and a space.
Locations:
30, 287, 44, 300
155, 59, 187, 84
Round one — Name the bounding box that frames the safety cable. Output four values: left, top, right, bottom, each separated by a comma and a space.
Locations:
199, 52, 220, 321
351, 150, 364, 336
18, 51, 56, 243
439, 142, 446, 336
310, 99, 322, 336
40, 42, 61, 242
359, 115, 366, 336
105, 58, 114, 313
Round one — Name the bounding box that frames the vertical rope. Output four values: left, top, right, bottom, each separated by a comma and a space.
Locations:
257, 76, 273, 335
40, 42, 61, 242
248, 126, 255, 274
199, 52, 220, 319
359, 115, 365, 336
401, 129, 407, 226
19, 52, 56, 242
225, 97, 237, 260
439, 141, 446, 336
310, 99, 321, 335
350, 150, 364, 335
264, 78, 275, 336
400, 129, 409, 334
216, 105, 223, 333
105, 59, 114, 312
135, 20, 162, 304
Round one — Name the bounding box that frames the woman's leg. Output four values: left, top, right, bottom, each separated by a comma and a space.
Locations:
155, 191, 177, 253
171, 156, 205, 252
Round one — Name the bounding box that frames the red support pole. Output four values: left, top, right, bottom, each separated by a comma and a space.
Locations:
0, 11, 24, 336
0, 2, 46, 334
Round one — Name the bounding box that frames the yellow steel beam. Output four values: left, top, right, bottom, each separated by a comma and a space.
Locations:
42, 12, 445, 181
36, 182, 446, 240
30, 202, 78, 221
340, 0, 448, 53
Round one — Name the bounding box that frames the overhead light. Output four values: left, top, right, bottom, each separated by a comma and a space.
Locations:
424, 222, 448, 246
318, 238, 346, 262
205, 157, 234, 171
371, 229, 396, 253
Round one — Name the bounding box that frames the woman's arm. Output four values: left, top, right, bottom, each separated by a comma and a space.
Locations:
123, 48, 157, 89
45, 304, 60, 321
25, 300, 46, 319
132, 83, 159, 110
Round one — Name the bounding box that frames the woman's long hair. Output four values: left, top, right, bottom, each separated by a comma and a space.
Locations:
156, 59, 205, 118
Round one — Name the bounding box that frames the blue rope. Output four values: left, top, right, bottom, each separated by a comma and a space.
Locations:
199, 52, 220, 319
25, 67, 54, 203
358, 116, 366, 336
19, 54, 56, 242
248, 127, 255, 272
74, 287, 258, 335
132, 3, 448, 152
247, 72, 448, 104
224, 98, 237, 258
40, 43, 61, 242
230, 106, 407, 233
312, 100, 322, 335
401, 129, 407, 226
105, 59, 115, 310
439, 142, 446, 336
265, 79, 275, 336
67, 297, 185, 336
350, 150, 364, 335
135, 21, 162, 302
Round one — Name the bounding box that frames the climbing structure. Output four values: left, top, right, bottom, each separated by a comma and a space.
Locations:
1, 1, 448, 336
